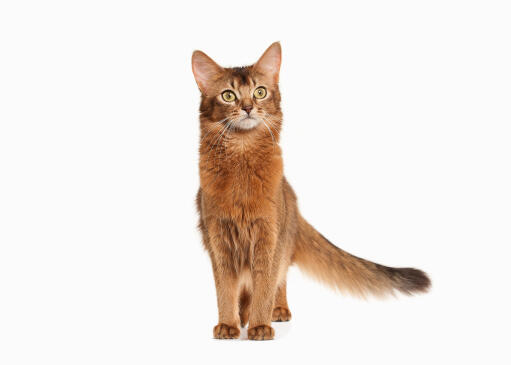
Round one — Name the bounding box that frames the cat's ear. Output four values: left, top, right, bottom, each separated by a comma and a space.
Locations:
254, 42, 282, 83
191, 50, 223, 95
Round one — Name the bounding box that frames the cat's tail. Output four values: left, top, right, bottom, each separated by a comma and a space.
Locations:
293, 216, 431, 297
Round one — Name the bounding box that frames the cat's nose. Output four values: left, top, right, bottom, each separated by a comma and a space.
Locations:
242, 105, 253, 114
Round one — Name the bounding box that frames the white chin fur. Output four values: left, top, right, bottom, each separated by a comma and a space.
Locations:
235, 118, 260, 130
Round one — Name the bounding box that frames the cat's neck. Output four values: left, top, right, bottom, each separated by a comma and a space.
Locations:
198, 131, 284, 202
199, 121, 281, 160
199, 123, 283, 195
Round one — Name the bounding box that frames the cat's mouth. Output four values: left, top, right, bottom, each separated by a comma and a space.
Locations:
235, 117, 260, 130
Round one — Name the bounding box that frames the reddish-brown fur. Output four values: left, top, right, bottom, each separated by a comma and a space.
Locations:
192, 43, 430, 340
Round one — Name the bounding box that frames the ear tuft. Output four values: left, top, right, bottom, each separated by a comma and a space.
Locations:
254, 42, 282, 83
191, 50, 222, 94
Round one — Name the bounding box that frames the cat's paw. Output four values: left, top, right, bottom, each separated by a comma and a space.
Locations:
247, 324, 275, 340
213, 323, 240, 339
272, 306, 292, 322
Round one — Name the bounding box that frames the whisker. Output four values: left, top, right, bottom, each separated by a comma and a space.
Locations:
212, 119, 233, 164
207, 115, 236, 168
205, 121, 230, 166
259, 111, 281, 149
200, 118, 228, 143
209, 119, 235, 185
264, 120, 282, 143
261, 118, 276, 151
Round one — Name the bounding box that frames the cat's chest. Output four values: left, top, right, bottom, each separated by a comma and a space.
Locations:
223, 153, 279, 196
201, 150, 283, 217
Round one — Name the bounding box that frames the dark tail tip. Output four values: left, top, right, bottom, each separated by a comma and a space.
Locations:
382, 266, 432, 295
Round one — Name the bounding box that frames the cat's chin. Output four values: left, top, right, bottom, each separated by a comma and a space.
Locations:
235, 117, 260, 131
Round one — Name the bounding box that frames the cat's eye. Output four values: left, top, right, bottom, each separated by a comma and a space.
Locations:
253, 87, 267, 99
221, 90, 236, 102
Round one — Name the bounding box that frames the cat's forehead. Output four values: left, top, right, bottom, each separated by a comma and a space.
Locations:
206, 65, 274, 95
226, 66, 257, 89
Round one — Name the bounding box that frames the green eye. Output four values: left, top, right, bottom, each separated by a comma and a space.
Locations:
221, 90, 236, 102
254, 87, 267, 99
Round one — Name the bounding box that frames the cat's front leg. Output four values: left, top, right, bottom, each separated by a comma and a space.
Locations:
247, 219, 278, 340
207, 220, 241, 339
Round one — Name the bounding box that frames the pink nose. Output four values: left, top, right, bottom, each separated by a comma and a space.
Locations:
242, 105, 253, 114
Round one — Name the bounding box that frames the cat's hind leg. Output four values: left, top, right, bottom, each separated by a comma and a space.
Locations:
272, 281, 292, 322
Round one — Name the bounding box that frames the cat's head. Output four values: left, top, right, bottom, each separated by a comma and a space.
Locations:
191, 42, 282, 132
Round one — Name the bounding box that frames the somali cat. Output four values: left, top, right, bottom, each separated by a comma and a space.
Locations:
192, 42, 430, 340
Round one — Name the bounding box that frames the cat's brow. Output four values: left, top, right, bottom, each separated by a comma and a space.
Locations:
231, 67, 251, 86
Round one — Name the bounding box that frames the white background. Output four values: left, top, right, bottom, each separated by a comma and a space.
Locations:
1, 0, 510, 364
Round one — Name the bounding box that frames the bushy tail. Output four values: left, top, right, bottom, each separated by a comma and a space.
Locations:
293, 216, 431, 297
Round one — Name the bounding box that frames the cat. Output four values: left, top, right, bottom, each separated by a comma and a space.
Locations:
192, 42, 430, 340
